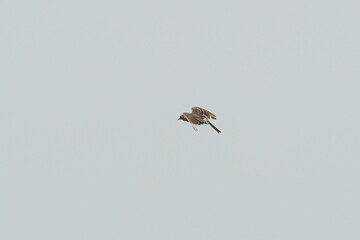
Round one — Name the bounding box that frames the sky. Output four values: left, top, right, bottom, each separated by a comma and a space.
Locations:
1, 0, 360, 239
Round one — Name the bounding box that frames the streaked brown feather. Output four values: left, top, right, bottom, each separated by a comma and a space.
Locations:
192, 107, 216, 119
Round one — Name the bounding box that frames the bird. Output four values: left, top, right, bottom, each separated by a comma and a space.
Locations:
178, 107, 221, 133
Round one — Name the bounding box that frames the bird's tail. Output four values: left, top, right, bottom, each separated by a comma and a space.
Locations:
207, 121, 221, 133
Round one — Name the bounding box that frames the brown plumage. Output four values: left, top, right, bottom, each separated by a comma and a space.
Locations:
178, 107, 221, 133
191, 107, 217, 120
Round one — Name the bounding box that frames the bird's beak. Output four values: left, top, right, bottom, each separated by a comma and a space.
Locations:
177, 117, 180, 120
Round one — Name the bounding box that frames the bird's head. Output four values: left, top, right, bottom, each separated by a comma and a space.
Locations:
178, 114, 187, 121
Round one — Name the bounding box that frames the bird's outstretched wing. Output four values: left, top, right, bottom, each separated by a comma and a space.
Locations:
192, 107, 217, 120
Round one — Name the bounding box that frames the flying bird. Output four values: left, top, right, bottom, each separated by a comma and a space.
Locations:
178, 107, 221, 133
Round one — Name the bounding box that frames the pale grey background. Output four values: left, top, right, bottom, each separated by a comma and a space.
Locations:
1, 0, 359, 239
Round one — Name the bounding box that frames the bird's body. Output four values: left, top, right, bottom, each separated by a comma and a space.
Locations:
178, 107, 221, 133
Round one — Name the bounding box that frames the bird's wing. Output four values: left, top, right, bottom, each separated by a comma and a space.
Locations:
190, 123, 198, 132
192, 107, 216, 119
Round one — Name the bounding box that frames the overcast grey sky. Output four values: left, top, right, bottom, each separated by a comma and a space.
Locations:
1, 0, 360, 239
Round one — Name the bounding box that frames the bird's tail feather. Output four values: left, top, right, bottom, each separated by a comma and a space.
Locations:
208, 121, 221, 133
